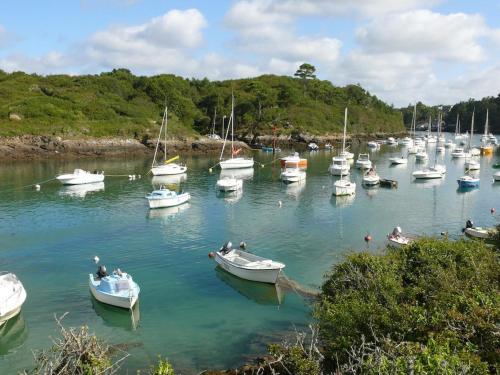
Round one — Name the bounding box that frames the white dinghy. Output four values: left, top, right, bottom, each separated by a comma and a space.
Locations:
57, 169, 104, 185
280, 164, 306, 183
387, 227, 413, 248
362, 168, 380, 186
145, 187, 190, 209
389, 155, 408, 165
213, 242, 285, 284
89, 265, 140, 309
355, 153, 372, 169
0, 272, 27, 327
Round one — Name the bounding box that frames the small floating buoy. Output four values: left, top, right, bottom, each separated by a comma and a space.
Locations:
278, 200, 282, 207
440, 231, 447, 236
208, 252, 215, 259
34, 184, 41, 191
138, 175, 142, 179
491, 207, 496, 214
209, 168, 213, 173
261, 164, 265, 168
239, 241, 247, 249
93, 256, 100, 264
364, 234, 372, 242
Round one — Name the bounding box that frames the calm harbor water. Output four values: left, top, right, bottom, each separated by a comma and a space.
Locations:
0, 135, 499, 373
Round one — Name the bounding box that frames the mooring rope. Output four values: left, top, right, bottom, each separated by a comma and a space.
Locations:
0, 177, 58, 193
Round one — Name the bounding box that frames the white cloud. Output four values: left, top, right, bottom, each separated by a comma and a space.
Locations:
356, 10, 498, 62
0, 52, 70, 74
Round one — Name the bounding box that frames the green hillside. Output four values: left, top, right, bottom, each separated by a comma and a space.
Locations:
0, 69, 404, 139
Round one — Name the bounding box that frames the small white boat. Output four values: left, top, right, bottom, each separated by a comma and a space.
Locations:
0, 272, 27, 327
220, 157, 254, 170
387, 227, 412, 248
280, 166, 306, 183
415, 151, 428, 161
362, 168, 380, 186
216, 177, 243, 192
367, 141, 379, 149
151, 163, 187, 176
464, 158, 480, 171
426, 136, 437, 144
355, 153, 372, 169
214, 242, 285, 284
329, 156, 350, 176
339, 150, 354, 160
494, 171, 500, 181
333, 178, 356, 196
389, 156, 408, 165
56, 169, 104, 185
89, 267, 140, 309
145, 187, 190, 209
463, 221, 497, 239
399, 137, 413, 145
451, 147, 466, 158
413, 166, 445, 179
280, 152, 307, 169
324, 143, 333, 150
308, 142, 319, 151
386, 137, 397, 146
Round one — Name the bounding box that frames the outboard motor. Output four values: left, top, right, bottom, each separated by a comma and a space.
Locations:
220, 241, 233, 255
392, 227, 402, 236
462, 219, 474, 233
96, 265, 107, 279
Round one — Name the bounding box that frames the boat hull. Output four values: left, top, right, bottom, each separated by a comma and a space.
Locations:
89, 279, 138, 309
220, 158, 254, 169
389, 157, 407, 165
333, 181, 356, 196
280, 159, 307, 169
57, 174, 104, 185
147, 193, 190, 209
214, 253, 283, 284
464, 227, 494, 239
457, 179, 479, 188
151, 163, 187, 176
0, 306, 23, 327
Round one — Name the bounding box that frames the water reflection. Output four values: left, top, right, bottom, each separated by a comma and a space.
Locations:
59, 182, 105, 198
217, 189, 243, 204
147, 203, 190, 220
215, 266, 284, 306
219, 168, 254, 180
152, 174, 187, 186
330, 194, 355, 207
91, 297, 140, 331
413, 178, 444, 189
0, 314, 28, 355
284, 181, 306, 198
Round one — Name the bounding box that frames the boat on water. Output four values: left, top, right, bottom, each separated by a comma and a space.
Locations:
389, 155, 407, 165
308, 142, 319, 151
280, 152, 307, 169
261, 146, 281, 153
480, 109, 494, 155
151, 106, 187, 176
329, 156, 350, 175
355, 153, 372, 169
386, 137, 397, 146
463, 220, 497, 239
145, 187, 190, 209
367, 141, 379, 149
494, 171, 500, 181
280, 164, 306, 183
324, 143, 333, 150
362, 168, 380, 186
219, 95, 254, 170
387, 227, 412, 248
415, 151, 428, 162
413, 166, 445, 179
89, 265, 140, 309
56, 169, 104, 185
436, 145, 445, 153
457, 175, 480, 189
213, 242, 285, 284
216, 177, 243, 192
0, 272, 27, 327
334, 178, 356, 196
451, 147, 467, 158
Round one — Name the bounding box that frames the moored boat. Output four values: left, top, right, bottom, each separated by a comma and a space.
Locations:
0, 272, 27, 327
213, 242, 285, 284
56, 169, 105, 185
280, 165, 306, 183
355, 153, 372, 169
387, 227, 412, 248
362, 168, 380, 186
89, 266, 140, 309
457, 175, 480, 188
145, 187, 190, 209
280, 152, 307, 169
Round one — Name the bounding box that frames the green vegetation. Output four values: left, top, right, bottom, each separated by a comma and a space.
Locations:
0, 68, 403, 139
269, 237, 499, 374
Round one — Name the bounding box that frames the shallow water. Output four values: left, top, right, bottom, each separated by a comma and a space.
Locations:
0, 135, 498, 373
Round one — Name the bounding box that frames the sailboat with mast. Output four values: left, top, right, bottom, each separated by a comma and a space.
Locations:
426, 115, 437, 143
458, 109, 480, 188
333, 108, 356, 196
480, 109, 493, 155
413, 111, 446, 180
329, 107, 350, 175
208, 108, 221, 140
219, 95, 254, 170
464, 110, 480, 170
151, 106, 187, 176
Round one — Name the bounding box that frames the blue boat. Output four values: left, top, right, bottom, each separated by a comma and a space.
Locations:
261, 146, 281, 152
457, 175, 480, 188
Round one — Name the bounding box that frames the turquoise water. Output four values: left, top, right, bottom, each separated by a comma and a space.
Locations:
0, 136, 499, 373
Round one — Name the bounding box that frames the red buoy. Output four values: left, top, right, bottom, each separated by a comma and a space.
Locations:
364, 234, 372, 242
491, 208, 496, 214
208, 252, 215, 259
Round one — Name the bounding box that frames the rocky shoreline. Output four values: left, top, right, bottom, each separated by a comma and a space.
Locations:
0, 132, 407, 160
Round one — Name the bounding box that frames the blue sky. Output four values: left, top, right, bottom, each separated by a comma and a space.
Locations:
1, 0, 499, 106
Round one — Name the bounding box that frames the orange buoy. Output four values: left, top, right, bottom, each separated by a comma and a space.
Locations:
208, 252, 215, 259
491, 208, 496, 214
364, 234, 372, 242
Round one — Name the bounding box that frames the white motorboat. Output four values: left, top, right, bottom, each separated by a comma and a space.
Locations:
367, 141, 379, 149
457, 175, 480, 188
280, 152, 307, 169
494, 171, 500, 181
362, 168, 380, 186
56, 169, 104, 185
0, 272, 27, 327
355, 153, 372, 169
280, 166, 306, 183
387, 227, 412, 248
339, 150, 354, 160
464, 158, 480, 171
389, 156, 408, 165
145, 187, 190, 209
463, 220, 497, 239
89, 267, 140, 309
214, 242, 285, 284
329, 157, 350, 175
308, 142, 319, 151
386, 137, 397, 146
451, 147, 466, 158
324, 143, 333, 150
415, 151, 428, 161
151, 106, 187, 176
216, 177, 243, 192
219, 95, 254, 170
413, 166, 445, 179
426, 136, 437, 144
399, 137, 413, 145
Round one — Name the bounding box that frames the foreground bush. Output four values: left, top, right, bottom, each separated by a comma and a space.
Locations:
316, 238, 499, 373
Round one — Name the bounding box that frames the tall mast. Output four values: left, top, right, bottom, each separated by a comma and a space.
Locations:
342, 107, 347, 153
152, 107, 166, 168
455, 113, 459, 136
212, 108, 217, 136
164, 106, 168, 162
468, 109, 475, 151
412, 103, 417, 138
484, 108, 489, 136
231, 92, 235, 159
